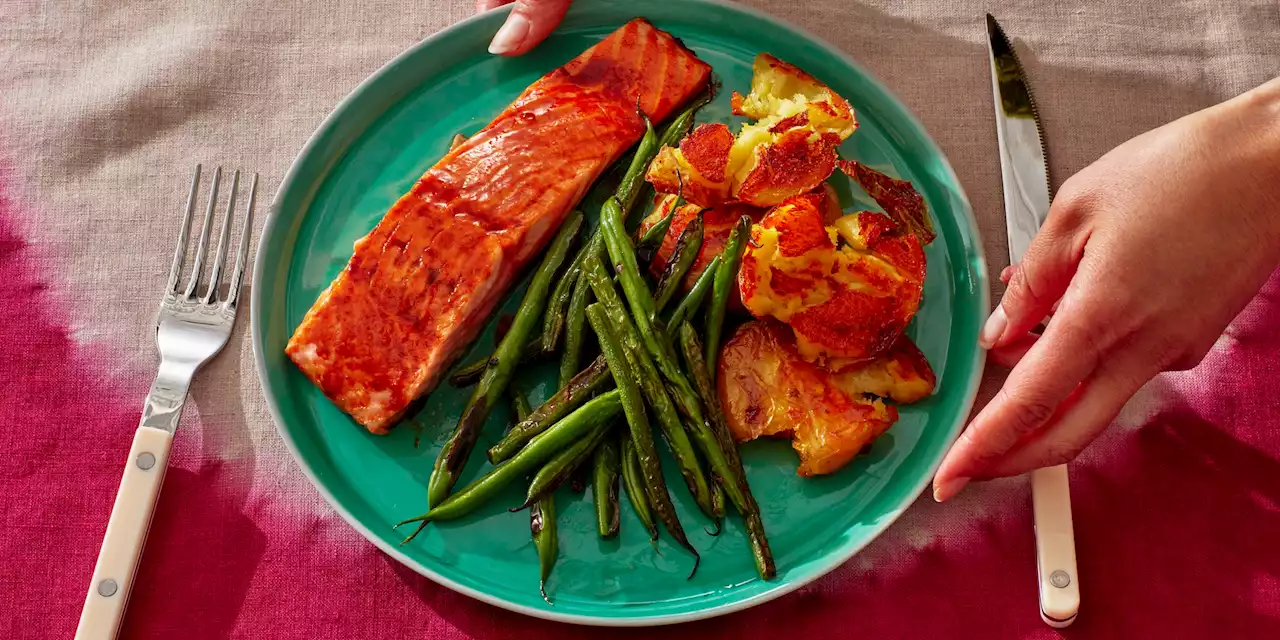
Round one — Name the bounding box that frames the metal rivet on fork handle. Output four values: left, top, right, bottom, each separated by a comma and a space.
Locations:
97, 579, 118, 597
1050, 570, 1071, 588
136, 452, 156, 470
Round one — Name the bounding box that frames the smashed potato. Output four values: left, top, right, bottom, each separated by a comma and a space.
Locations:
841, 159, 936, 245
731, 54, 856, 137
833, 333, 936, 403
646, 53, 856, 208
646, 123, 735, 207
739, 190, 926, 366
717, 321, 934, 476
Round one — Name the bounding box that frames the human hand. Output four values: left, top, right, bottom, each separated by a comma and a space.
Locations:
479, 0, 572, 56
933, 77, 1280, 501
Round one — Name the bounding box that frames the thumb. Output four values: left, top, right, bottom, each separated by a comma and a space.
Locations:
983, 198, 1089, 349
487, 0, 572, 56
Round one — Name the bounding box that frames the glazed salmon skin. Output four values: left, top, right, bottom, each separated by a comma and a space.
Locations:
287, 19, 711, 433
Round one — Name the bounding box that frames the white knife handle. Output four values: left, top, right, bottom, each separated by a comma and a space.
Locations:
1031, 464, 1080, 627
75, 426, 174, 640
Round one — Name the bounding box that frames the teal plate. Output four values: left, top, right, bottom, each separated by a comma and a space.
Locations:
252, 0, 987, 626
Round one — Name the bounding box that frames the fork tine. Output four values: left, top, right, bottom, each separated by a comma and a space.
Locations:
183, 166, 222, 300
166, 165, 202, 293
202, 170, 240, 305
225, 172, 258, 309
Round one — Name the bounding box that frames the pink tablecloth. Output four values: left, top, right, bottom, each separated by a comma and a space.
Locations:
2, 0, 1278, 637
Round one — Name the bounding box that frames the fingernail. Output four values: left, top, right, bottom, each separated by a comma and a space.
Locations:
489, 13, 530, 55
933, 476, 970, 502
979, 305, 1007, 349
1000, 265, 1015, 284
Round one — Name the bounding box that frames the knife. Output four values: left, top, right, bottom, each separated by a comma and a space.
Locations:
986, 13, 1080, 628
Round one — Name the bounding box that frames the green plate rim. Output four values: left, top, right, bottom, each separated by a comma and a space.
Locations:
251, 0, 989, 626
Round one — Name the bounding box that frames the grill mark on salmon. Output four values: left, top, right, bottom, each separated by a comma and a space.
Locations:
286, 19, 711, 433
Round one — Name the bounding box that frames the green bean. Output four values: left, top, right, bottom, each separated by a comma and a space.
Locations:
448, 338, 544, 388
517, 420, 612, 510
706, 215, 751, 385
638, 209, 675, 248
616, 116, 659, 220
654, 213, 704, 312
585, 303, 699, 573
398, 390, 622, 542
592, 437, 621, 539
509, 387, 531, 425
600, 198, 711, 469
487, 356, 613, 464
620, 432, 659, 542
541, 127, 636, 353
427, 211, 585, 507
677, 321, 776, 580
655, 83, 714, 151
584, 258, 714, 519
598, 198, 667, 358
559, 272, 592, 388
666, 254, 721, 330
704, 481, 724, 537
541, 266, 580, 353
662, 321, 750, 519
530, 495, 557, 603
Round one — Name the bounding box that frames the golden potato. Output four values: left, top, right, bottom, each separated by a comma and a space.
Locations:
717, 321, 897, 476
645, 123, 734, 208
739, 191, 926, 365
733, 127, 841, 208
645, 53, 857, 208
832, 333, 936, 403
731, 54, 857, 138
840, 159, 936, 245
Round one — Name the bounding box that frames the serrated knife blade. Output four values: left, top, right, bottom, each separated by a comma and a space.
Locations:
986, 13, 1080, 629
987, 13, 1052, 266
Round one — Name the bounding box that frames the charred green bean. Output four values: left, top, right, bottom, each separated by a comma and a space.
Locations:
488, 355, 613, 464
585, 303, 699, 573
399, 390, 621, 543
620, 432, 659, 541
654, 213, 704, 311
706, 215, 751, 384
531, 495, 557, 603
666, 254, 721, 330
678, 321, 776, 580
592, 437, 621, 539
584, 257, 714, 518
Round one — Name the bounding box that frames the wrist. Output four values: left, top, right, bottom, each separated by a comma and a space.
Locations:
1217, 78, 1280, 246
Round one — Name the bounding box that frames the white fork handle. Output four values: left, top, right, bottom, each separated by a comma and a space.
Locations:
1031, 464, 1080, 627
75, 426, 174, 640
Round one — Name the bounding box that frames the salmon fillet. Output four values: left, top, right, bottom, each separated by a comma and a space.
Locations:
287, 19, 711, 433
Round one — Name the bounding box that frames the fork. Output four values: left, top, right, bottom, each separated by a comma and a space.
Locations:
75, 165, 257, 640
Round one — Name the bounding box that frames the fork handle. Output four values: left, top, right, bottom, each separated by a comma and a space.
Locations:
75, 426, 174, 640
